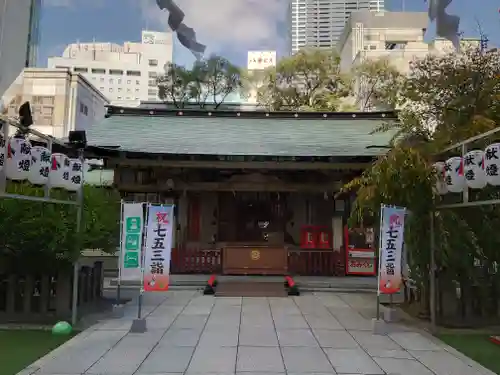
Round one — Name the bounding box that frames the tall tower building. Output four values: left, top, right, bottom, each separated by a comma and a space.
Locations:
0, 0, 42, 98
290, 0, 384, 54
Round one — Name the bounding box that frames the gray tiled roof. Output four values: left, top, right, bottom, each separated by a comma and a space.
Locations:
86, 114, 395, 157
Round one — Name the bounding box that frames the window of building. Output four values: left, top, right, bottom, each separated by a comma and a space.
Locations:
118, 88, 122, 92
91, 68, 106, 74
109, 78, 114, 84
136, 80, 140, 85
33, 96, 55, 106
148, 71, 158, 78
127, 70, 141, 76
148, 59, 158, 67
117, 96, 122, 100
100, 86, 104, 90
55, 65, 69, 69
135, 88, 140, 92
73, 67, 88, 73
109, 88, 113, 92
127, 80, 131, 84
369, 45, 376, 50
100, 77, 104, 82
109, 69, 124, 75
127, 88, 131, 92
79, 102, 88, 116
148, 79, 156, 87
148, 89, 157, 96
118, 79, 122, 84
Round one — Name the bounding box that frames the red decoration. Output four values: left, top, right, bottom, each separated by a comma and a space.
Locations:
300, 226, 316, 248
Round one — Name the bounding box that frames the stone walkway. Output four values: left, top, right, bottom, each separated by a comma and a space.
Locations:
20, 291, 495, 375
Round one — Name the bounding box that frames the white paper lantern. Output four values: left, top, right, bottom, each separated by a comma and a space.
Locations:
49, 153, 70, 189
484, 143, 500, 186
444, 156, 464, 193
28, 146, 51, 185
66, 158, 84, 191
5, 137, 31, 180
0, 133, 5, 172
463, 150, 486, 189
433, 162, 448, 195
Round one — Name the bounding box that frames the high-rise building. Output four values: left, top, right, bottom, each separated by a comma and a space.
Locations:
290, 0, 384, 54
0, 0, 41, 98
48, 30, 173, 106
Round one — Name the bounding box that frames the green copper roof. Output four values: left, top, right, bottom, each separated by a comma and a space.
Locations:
87, 109, 396, 157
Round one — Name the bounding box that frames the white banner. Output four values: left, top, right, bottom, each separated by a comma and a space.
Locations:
143, 204, 174, 292
378, 205, 406, 295
118, 202, 144, 282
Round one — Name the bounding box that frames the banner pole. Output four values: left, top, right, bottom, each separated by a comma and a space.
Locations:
376, 204, 384, 319
138, 202, 148, 320
117, 199, 124, 305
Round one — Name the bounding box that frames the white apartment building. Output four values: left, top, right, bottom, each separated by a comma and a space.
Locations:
290, 0, 383, 54
2, 68, 108, 138
48, 30, 173, 106
337, 11, 479, 109
0, 0, 41, 99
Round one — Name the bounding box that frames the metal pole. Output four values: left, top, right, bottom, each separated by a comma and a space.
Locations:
44, 138, 52, 198
71, 148, 85, 327
429, 211, 437, 333
117, 199, 123, 305
376, 204, 384, 319
138, 203, 148, 320
0, 119, 9, 193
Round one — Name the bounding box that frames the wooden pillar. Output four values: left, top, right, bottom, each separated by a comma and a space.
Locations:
6, 275, 16, 314
56, 271, 71, 317
93, 261, 103, 298
22, 275, 34, 314
40, 275, 50, 314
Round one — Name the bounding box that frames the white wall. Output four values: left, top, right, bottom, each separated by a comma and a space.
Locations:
0, 0, 34, 97
73, 77, 107, 132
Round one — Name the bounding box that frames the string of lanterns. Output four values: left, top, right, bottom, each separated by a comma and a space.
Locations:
433, 144, 500, 194
0, 133, 85, 191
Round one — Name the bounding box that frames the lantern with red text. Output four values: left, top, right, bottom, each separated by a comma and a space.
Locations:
28, 146, 51, 185
464, 150, 486, 189
49, 153, 70, 189
484, 143, 500, 186
66, 158, 83, 191
432, 162, 448, 195
444, 156, 464, 193
0, 133, 5, 172
5, 137, 31, 180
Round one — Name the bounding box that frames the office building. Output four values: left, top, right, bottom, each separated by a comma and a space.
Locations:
0, 0, 41, 98
48, 30, 173, 106
290, 0, 383, 54
2, 68, 109, 138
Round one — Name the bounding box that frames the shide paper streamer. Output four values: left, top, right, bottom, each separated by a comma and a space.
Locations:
427, 0, 460, 50
156, 0, 206, 59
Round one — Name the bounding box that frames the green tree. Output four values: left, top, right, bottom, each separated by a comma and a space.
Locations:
0, 183, 120, 273
255, 48, 350, 111
157, 55, 245, 109
346, 45, 500, 321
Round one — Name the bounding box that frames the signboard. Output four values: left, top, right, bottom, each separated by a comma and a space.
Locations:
378, 205, 406, 294
247, 51, 276, 70
119, 202, 144, 281
143, 204, 174, 292
347, 258, 376, 275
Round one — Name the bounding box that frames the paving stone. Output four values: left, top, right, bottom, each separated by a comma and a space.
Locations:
237, 346, 285, 372
312, 329, 360, 348
334, 315, 373, 331
277, 328, 319, 347
158, 328, 202, 346
374, 357, 435, 375
324, 348, 384, 374
281, 347, 335, 372
273, 314, 309, 329
390, 332, 443, 351
239, 326, 279, 346
86, 344, 152, 374
187, 345, 237, 373
350, 329, 402, 350
410, 350, 486, 375
136, 345, 195, 373
304, 314, 344, 330
169, 315, 208, 330
198, 327, 239, 347
241, 314, 275, 328
366, 348, 414, 359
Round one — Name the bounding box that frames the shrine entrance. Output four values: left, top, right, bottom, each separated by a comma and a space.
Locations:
218, 192, 288, 275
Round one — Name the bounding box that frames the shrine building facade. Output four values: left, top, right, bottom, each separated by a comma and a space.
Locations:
86, 106, 397, 277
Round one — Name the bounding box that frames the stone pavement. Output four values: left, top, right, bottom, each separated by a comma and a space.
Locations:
20, 291, 496, 375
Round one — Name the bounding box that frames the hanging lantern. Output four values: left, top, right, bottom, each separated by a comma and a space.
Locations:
484, 143, 500, 186
0, 133, 5, 172
5, 137, 31, 180
49, 153, 70, 189
66, 158, 83, 191
444, 156, 464, 193
432, 162, 448, 195
464, 150, 486, 189
28, 146, 51, 185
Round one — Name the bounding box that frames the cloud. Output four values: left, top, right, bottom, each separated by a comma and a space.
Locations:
43, 0, 73, 6
140, 0, 287, 53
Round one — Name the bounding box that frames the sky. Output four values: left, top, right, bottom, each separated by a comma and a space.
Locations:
38, 0, 500, 69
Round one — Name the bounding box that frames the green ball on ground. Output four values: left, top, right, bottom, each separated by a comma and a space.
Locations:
52, 321, 72, 336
